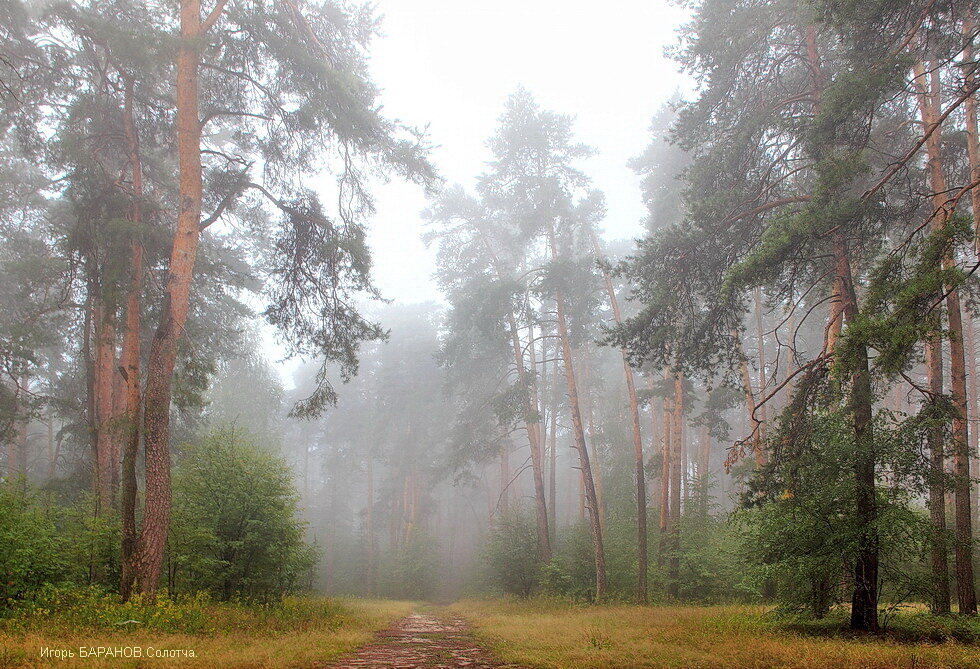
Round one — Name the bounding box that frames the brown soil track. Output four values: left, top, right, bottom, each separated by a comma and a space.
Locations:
320, 612, 522, 668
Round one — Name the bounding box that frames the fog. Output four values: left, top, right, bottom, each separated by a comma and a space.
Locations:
3, 0, 979, 648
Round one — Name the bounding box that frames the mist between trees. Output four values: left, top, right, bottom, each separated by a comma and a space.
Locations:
0, 0, 979, 639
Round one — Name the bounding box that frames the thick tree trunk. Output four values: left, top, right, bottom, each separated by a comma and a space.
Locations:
835, 234, 879, 632
915, 58, 977, 614
926, 336, 951, 614
549, 229, 606, 599
802, 24, 878, 630
119, 78, 145, 602
133, 0, 209, 595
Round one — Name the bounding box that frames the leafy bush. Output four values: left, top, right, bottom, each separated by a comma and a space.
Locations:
0, 484, 72, 607
380, 529, 441, 600
168, 427, 317, 601
482, 508, 541, 597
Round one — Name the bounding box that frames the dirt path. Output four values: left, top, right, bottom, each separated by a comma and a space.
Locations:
322, 612, 520, 668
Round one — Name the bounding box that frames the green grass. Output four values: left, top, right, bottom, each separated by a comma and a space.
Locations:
0, 588, 413, 668
449, 598, 980, 668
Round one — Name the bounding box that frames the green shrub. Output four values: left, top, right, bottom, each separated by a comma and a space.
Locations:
380, 530, 441, 600
482, 508, 541, 597
0, 484, 71, 607
168, 427, 317, 602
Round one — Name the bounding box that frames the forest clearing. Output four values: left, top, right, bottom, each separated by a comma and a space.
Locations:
3, 0, 980, 667
3, 597, 980, 668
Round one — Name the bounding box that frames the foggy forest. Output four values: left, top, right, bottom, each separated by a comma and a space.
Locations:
2, 0, 980, 667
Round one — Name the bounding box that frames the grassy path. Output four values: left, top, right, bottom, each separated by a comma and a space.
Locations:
321, 611, 518, 668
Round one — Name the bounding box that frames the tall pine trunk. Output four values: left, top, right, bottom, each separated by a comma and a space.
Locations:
667, 372, 683, 598
119, 78, 145, 602
133, 0, 210, 594
93, 301, 116, 514
659, 370, 671, 567
590, 229, 648, 602
753, 287, 768, 440
549, 227, 606, 599
834, 234, 879, 632
926, 336, 951, 613
914, 58, 977, 614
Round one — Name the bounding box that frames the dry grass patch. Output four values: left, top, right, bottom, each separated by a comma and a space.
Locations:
450, 599, 980, 668
0, 596, 413, 668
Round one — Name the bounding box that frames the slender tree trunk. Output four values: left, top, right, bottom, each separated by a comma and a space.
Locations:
967, 315, 980, 523
525, 317, 552, 558
549, 357, 558, 541
480, 238, 551, 560
133, 0, 211, 595
667, 372, 683, 598
963, 13, 980, 547
499, 440, 509, 514
366, 455, 376, 596
659, 370, 671, 567
549, 228, 606, 599
963, 18, 980, 258
45, 404, 55, 479
93, 302, 116, 514
915, 58, 976, 614
13, 379, 28, 479
736, 333, 764, 465
119, 77, 145, 602
591, 229, 647, 602
581, 348, 606, 525
753, 287, 768, 439
699, 425, 710, 491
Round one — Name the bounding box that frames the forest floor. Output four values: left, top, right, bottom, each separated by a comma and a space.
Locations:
4, 597, 980, 668
449, 599, 980, 668
0, 596, 413, 668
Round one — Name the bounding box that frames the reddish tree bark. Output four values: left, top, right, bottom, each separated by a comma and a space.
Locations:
914, 57, 976, 614
119, 77, 146, 601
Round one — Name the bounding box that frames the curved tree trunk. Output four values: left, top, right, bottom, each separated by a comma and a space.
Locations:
549, 227, 606, 599
590, 229, 647, 602
133, 0, 209, 594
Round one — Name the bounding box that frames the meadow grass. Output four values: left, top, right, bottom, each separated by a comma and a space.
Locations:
450, 598, 980, 668
0, 589, 413, 668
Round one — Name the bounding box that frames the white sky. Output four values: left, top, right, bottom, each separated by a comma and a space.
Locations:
365, 0, 691, 304
270, 0, 692, 384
